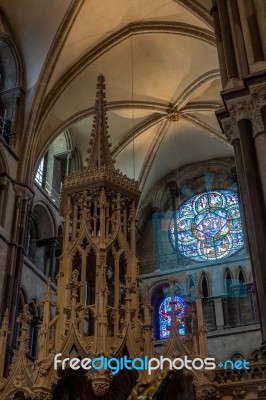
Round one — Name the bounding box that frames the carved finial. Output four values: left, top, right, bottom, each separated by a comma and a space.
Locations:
17, 304, 32, 327
86, 74, 115, 170
38, 277, 56, 308
16, 304, 32, 353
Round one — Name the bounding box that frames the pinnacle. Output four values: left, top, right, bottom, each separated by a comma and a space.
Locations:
86, 74, 115, 170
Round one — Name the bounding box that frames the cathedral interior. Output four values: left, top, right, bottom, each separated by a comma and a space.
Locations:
0, 0, 266, 399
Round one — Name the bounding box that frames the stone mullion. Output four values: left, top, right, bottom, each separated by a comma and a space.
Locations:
80, 249, 86, 307
72, 204, 78, 240
113, 252, 119, 336
130, 202, 136, 256
99, 188, 106, 244
54, 259, 70, 350
95, 252, 107, 354
63, 195, 71, 249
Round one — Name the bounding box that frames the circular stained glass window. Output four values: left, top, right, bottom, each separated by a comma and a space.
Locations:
169, 190, 244, 262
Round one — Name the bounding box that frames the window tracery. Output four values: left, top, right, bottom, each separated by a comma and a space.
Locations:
169, 190, 244, 262
159, 296, 186, 339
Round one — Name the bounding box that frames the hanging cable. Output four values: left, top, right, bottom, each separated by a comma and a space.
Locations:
131, 36, 136, 180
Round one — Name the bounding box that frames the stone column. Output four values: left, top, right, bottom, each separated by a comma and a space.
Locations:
210, 3, 228, 87
231, 284, 242, 325
216, 0, 239, 81
222, 297, 230, 328
246, 282, 255, 323
237, 118, 266, 347
229, 0, 249, 77
214, 298, 224, 329
219, 106, 266, 354
30, 316, 42, 359
244, 0, 264, 62
208, 299, 217, 330
1, 187, 33, 374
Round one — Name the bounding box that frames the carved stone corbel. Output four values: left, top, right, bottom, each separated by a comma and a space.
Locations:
196, 385, 222, 400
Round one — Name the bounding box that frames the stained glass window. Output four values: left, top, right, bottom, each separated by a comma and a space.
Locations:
159, 296, 186, 339
169, 190, 244, 262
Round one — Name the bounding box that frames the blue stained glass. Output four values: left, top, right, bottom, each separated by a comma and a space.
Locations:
169, 190, 244, 262
159, 296, 186, 339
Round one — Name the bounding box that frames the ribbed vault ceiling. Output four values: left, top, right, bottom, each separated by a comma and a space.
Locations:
1, 0, 233, 204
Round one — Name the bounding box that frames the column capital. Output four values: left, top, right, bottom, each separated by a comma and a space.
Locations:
225, 94, 265, 137
220, 117, 238, 143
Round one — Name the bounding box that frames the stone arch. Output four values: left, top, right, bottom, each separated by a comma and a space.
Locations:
33, 202, 56, 238
199, 271, 216, 330
186, 274, 196, 296
223, 267, 233, 295
199, 271, 211, 298
236, 265, 247, 284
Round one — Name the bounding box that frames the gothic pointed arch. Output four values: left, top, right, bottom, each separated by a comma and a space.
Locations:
224, 268, 233, 295
199, 271, 211, 298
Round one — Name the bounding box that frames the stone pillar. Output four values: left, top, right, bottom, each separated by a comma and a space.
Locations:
231, 284, 242, 325
216, 0, 239, 81
219, 104, 266, 354
229, 0, 249, 77
30, 316, 42, 359
244, 0, 264, 62
237, 118, 266, 346
207, 299, 217, 330
246, 282, 259, 323
222, 297, 230, 328
210, 3, 228, 87
214, 298, 224, 329
1, 186, 33, 374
